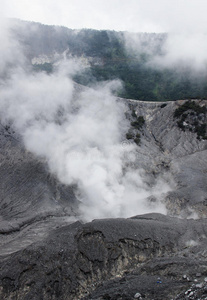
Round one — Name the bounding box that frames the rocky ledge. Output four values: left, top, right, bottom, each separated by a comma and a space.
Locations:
1, 213, 207, 299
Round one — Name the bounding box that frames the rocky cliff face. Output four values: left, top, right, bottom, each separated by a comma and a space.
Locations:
0, 97, 207, 299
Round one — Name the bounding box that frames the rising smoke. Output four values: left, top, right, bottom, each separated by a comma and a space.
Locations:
0, 19, 171, 221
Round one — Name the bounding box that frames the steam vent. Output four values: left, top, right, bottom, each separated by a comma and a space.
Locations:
1, 16, 207, 299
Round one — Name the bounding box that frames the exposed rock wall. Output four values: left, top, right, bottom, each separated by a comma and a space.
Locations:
1, 214, 207, 299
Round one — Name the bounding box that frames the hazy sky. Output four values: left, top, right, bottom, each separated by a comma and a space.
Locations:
2, 0, 207, 33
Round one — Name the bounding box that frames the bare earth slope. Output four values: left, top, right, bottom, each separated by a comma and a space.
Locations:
0, 122, 79, 255
0, 98, 207, 299
125, 99, 207, 216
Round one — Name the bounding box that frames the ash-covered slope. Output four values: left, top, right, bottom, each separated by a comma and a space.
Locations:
1, 213, 207, 300
0, 121, 79, 255
0, 97, 207, 299
124, 98, 207, 217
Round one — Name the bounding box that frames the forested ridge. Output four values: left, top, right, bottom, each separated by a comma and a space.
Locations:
70, 29, 207, 101
14, 20, 207, 101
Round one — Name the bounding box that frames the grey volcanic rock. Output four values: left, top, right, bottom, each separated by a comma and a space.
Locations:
124, 99, 207, 216
1, 214, 207, 299
0, 121, 79, 254
1, 97, 207, 299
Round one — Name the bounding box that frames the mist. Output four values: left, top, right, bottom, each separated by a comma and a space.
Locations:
153, 33, 207, 73
0, 20, 171, 221
124, 30, 207, 75
121, 1, 207, 73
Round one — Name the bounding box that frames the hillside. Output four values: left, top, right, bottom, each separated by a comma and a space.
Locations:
11, 19, 207, 101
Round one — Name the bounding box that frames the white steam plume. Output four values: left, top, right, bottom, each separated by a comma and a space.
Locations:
0, 20, 170, 221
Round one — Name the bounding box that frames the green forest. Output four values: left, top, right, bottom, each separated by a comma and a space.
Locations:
32, 28, 207, 101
